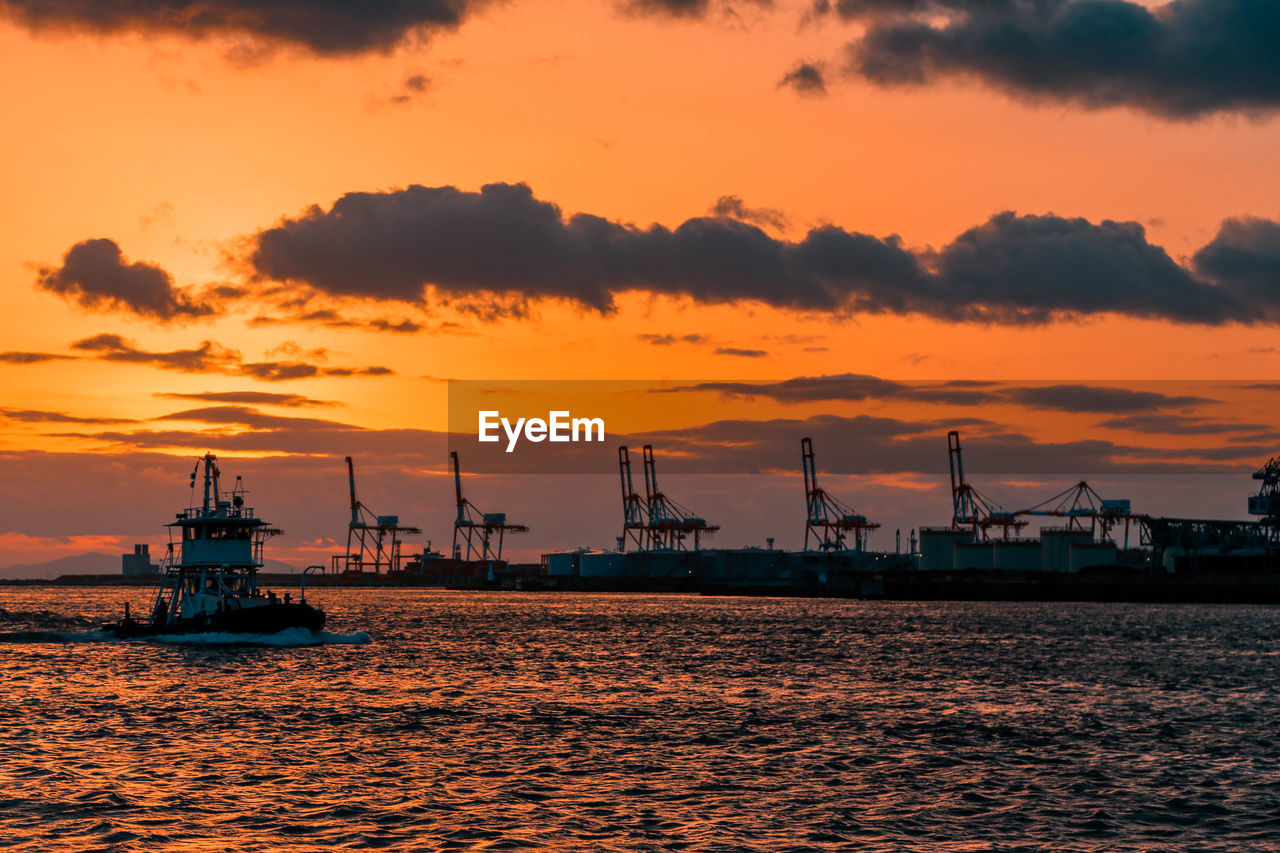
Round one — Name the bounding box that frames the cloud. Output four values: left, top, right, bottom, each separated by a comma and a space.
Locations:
248, 309, 423, 333
0, 352, 75, 364
669, 376, 1213, 413
1192, 217, 1280, 307
36, 238, 216, 320
0, 408, 136, 425
622, 0, 771, 19
777, 61, 828, 96
0, 0, 490, 56
245, 182, 1280, 325
1098, 413, 1272, 436
1003, 385, 1212, 414
843, 0, 1280, 119
710, 195, 790, 231
636, 333, 713, 346
156, 405, 348, 431
156, 391, 335, 407
70, 333, 394, 381
713, 347, 769, 357
71, 333, 239, 372
928, 212, 1237, 324
675, 374, 1002, 405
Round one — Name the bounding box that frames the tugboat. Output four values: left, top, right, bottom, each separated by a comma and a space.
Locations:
105, 453, 324, 638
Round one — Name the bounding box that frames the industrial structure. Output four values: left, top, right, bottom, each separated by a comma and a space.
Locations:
616, 444, 719, 551
1017, 481, 1142, 547
305, 426, 1280, 600
451, 451, 528, 561
801, 436, 880, 552
333, 456, 420, 574
946, 430, 1027, 540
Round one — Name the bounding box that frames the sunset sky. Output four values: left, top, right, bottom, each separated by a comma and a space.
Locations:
1, 0, 1278, 567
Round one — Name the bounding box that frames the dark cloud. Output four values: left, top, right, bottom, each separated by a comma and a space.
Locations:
369, 319, 423, 333
0, 408, 136, 425
623, 0, 729, 18
0, 352, 75, 364
713, 347, 769, 357
157, 406, 348, 430
1192, 217, 1280, 308
1099, 413, 1272, 436
844, 0, 1280, 119
246, 182, 1278, 325
1003, 385, 1212, 414
36, 238, 215, 320
71, 334, 393, 381
928, 213, 1237, 324
636, 333, 712, 346
155, 391, 335, 407
0, 0, 489, 56
672, 374, 1002, 405
249, 310, 422, 333
710, 195, 790, 231
238, 362, 321, 381
669, 376, 1216, 413
778, 61, 828, 96
71, 334, 239, 372
320, 366, 395, 377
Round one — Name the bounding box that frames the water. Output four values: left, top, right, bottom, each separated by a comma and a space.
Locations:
1, 588, 1277, 851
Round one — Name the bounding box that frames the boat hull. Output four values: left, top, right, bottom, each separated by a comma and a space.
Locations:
105, 602, 325, 639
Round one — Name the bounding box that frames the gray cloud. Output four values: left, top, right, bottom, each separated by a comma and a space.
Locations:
637, 333, 713, 346
0, 408, 136, 425
156, 391, 336, 407
0, 352, 76, 364
70, 334, 393, 381
1192, 217, 1280, 309
157, 405, 348, 431
623, 0, 772, 19
36, 238, 215, 320
778, 61, 828, 96
671, 375, 1002, 405
671, 376, 1215, 413
1003, 385, 1212, 414
71, 334, 239, 372
843, 0, 1280, 119
710, 195, 790, 231
249, 182, 1279, 325
0, 0, 489, 55
1098, 413, 1272, 436
713, 347, 769, 357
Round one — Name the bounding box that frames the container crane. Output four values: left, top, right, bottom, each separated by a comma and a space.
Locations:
626, 444, 718, 551
802, 436, 880, 552
451, 451, 528, 561
1016, 480, 1143, 547
1249, 453, 1280, 544
948, 430, 1027, 540
618, 446, 649, 551
335, 456, 420, 574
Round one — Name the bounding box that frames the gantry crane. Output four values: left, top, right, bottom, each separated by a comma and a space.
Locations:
1016, 480, 1144, 547
948, 430, 1027, 540
616, 444, 718, 551
451, 451, 528, 561
802, 436, 880, 552
334, 456, 420, 574
618, 446, 649, 551
1249, 453, 1280, 544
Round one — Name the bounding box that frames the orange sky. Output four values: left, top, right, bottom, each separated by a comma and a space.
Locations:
1, 0, 1278, 565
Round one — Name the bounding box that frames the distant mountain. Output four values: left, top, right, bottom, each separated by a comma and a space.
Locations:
0, 552, 118, 580
262, 558, 302, 574
0, 552, 302, 579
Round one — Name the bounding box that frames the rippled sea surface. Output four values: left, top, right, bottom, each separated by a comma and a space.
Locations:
1, 588, 1278, 851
